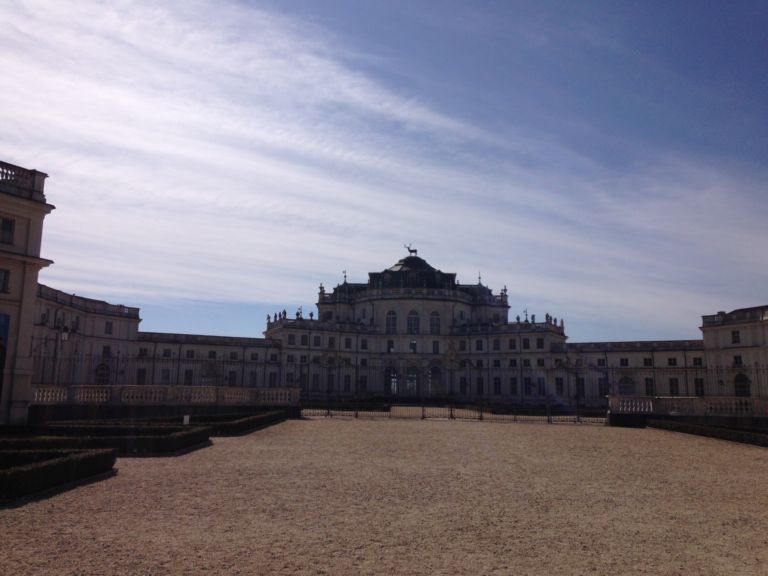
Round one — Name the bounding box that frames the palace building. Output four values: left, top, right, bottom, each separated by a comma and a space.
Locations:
1, 159, 767, 423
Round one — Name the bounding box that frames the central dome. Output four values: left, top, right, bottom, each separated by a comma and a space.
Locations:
386, 255, 436, 272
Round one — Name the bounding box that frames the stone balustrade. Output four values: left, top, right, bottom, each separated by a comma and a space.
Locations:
32, 385, 301, 406
608, 395, 768, 417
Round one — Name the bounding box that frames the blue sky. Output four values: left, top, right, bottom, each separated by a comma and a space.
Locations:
1, 0, 766, 341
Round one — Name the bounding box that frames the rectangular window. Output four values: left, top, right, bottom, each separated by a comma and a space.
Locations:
523, 377, 532, 396
287, 355, 295, 363
476, 360, 483, 369
326, 373, 334, 393
522, 338, 530, 350
459, 340, 467, 352
313, 335, 321, 347
643, 357, 653, 367
620, 358, 629, 367
509, 376, 518, 395
493, 359, 500, 368
360, 358, 367, 367
731, 330, 741, 344
537, 377, 546, 396
493, 377, 501, 395
409, 341, 417, 353
186, 350, 195, 359
138, 347, 148, 358
0, 269, 9, 293
300, 355, 308, 363
459, 377, 467, 395
575, 377, 585, 399
161, 368, 171, 384
229, 351, 238, 360
287, 334, 296, 345
669, 377, 679, 396
555, 377, 564, 396
300, 334, 308, 345
432, 341, 440, 354
597, 358, 606, 367
0, 217, 14, 244
733, 355, 743, 366
522, 359, 531, 368
359, 375, 367, 393
508, 339, 517, 350
667, 358, 677, 367
694, 378, 704, 397
645, 377, 655, 396
536, 358, 545, 368
105, 321, 113, 335
361, 339, 368, 350
137, 368, 147, 386
311, 373, 320, 391
475, 339, 483, 351
598, 377, 608, 397
250, 352, 258, 361
268, 372, 277, 388
536, 338, 544, 350
387, 340, 395, 353
270, 353, 277, 362
493, 339, 500, 351
509, 359, 517, 368
209, 351, 217, 359
692, 357, 703, 367
476, 377, 484, 396
163, 348, 172, 358
286, 372, 294, 386
343, 374, 351, 393
327, 337, 335, 349
102, 345, 111, 357
344, 337, 352, 349
249, 371, 258, 386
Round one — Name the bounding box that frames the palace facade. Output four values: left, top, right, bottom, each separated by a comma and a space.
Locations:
1, 159, 767, 423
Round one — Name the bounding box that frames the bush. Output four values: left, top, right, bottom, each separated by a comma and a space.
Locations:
0, 426, 212, 455
203, 411, 285, 436
0, 449, 116, 501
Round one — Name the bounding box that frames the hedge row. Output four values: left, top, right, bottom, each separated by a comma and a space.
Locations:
202, 410, 286, 436
0, 426, 212, 455
0, 449, 116, 501
648, 419, 768, 447
46, 411, 288, 436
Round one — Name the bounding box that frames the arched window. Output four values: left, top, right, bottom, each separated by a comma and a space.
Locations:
618, 377, 635, 396
406, 367, 418, 394
429, 312, 440, 335
95, 363, 110, 385
386, 368, 399, 395
427, 366, 442, 395
734, 374, 751, 397
385, 311, 397, 334
407, 311, 420, 335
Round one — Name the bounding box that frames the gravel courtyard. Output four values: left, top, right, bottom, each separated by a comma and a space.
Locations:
2, 419, 767, 575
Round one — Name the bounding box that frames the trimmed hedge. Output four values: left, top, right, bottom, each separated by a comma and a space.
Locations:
648, 419, 768, 447
42, 412, 287, 437
201, 410, 285, 436
0, 426, 212, 455
0, 449, 116, 501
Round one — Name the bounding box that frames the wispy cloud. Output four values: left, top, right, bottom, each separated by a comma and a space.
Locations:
1, 0, 765, 341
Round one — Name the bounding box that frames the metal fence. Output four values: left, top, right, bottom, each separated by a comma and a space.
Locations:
301, 403, 604, 425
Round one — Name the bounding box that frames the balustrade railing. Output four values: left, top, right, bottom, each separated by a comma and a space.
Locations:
32, 385, 301, 406
608, 395, 768, 417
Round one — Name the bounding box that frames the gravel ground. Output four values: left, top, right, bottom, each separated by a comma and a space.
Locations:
2, 419, 767, 575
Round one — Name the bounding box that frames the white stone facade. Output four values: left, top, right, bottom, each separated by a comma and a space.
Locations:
1, 159, 767, 422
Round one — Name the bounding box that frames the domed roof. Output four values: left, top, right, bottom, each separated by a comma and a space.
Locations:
386, 255, 436, 273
